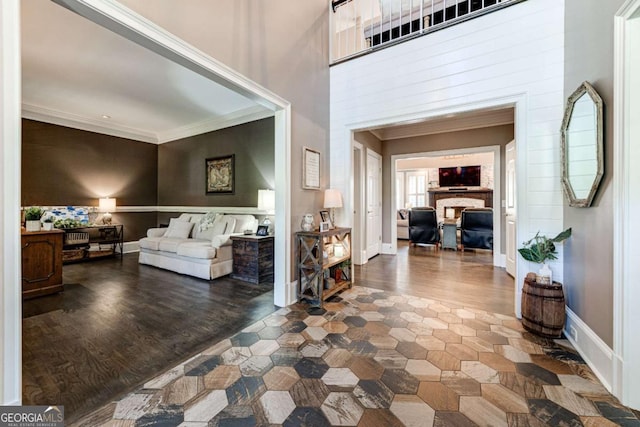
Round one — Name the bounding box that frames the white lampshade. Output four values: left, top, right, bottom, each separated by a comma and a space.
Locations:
99, 197, 116, 213
324, 189, 343, 209
257, 189, 275, 213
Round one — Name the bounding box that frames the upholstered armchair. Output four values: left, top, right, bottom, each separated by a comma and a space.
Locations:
460, 208, 493, 251
408, 207, 440, 248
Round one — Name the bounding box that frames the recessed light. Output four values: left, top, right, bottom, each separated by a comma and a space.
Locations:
101, 115, 111, 119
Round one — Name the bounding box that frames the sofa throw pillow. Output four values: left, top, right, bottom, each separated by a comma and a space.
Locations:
198, 211, 221, 232
211, 215, 236, 236
398, 209, 408, 220
164, 218, 194, 239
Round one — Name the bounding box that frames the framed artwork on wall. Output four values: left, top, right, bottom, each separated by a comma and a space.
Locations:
303, 146, 320, 190
206, 155, 235, 194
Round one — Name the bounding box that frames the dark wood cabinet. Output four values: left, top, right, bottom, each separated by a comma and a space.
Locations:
230, 235, 274, 284
21, 230, 64, 299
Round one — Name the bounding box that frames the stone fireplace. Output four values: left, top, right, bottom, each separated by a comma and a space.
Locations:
428, 188, 493, 221
436, 198, 486, 221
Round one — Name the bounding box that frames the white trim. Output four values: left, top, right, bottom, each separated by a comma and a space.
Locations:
22, 103, 273, 145
351, 140, 367, 265
380, 243, 394, 255
0, 0, 23, 405
366, 148, 383, 259
613, 0, 640, 409
22, 103, 158, 143
500, 254, 507, 269
121, 241, 140, 254
156, 106, 273, 144
115, 205, 275, 215
564, 307, 614, 392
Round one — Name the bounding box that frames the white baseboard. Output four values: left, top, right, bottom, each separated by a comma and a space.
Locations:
564, 307, 614, 391
2, 399, 20, 405
381, 243, 395, 255
122, 241, 140, 254
500, 254, 507, 268
286, 280, 298, 307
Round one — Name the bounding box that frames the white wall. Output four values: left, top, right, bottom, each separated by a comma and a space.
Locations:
330, 0, 565, 312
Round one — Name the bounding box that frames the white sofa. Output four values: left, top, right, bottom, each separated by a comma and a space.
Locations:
138, 212, 259, 280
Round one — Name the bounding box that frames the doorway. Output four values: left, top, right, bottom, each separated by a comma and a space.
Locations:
366, 149, 382, 259
0, 0, 292, 406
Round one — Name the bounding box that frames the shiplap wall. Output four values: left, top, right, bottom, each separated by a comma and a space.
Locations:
330, 0, 565, 307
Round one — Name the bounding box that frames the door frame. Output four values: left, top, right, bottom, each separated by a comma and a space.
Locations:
351, 140, 367, 264
366, 148, 383, 259
505, 140, 517, 277
0, 0, 292, 404
613, 0, 640, 409
0, 0, 23, 406
390, 145, 502, 268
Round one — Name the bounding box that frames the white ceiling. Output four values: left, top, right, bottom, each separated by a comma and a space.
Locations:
21, 0, 271, 144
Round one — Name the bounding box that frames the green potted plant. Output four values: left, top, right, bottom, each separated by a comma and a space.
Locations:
24, 207, 44, 232
518, 228, 572, 285
42, 215, 54, 231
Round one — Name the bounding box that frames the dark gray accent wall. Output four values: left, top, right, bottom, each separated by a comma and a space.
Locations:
22, 119, 158, 240
563, 0, 623, 347
157, 118, 274, 207
381, 125, 514, 244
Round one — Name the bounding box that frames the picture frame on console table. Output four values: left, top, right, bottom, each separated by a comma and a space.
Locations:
206, 155, 235, 194
256, 225, 269, 236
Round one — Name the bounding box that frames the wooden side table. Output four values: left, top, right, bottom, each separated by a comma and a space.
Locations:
441, 219, 458, 250
230, 235, 274, 284
21, 229, 64, 299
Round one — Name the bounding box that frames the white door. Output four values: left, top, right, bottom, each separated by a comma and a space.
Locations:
505, 140, 517, 277
366, 149, 382, 259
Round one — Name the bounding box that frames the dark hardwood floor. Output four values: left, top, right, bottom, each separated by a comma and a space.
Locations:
22, 254, 276, 423
22, 241, 513, 423
356, 240, 515, 315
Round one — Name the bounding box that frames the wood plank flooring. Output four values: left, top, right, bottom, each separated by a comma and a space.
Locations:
22, 241, 513, 423
356, 241, 515, 315
22, 254, 275, 423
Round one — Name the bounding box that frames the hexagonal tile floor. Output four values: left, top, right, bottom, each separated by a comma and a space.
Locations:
72, 286, 640, 426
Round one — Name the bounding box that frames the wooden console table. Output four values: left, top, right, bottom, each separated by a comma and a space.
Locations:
21, 229, 64, 299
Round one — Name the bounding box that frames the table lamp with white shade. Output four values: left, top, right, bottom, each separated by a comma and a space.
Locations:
323, 189, 343, 228
99, 197, 116, 224
257, 189, 275, 234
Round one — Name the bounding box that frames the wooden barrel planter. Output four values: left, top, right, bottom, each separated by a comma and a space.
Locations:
521, 272, 566, 338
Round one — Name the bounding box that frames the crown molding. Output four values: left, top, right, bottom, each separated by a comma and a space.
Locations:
22, 103, 158, 143
155, 106, 273, 143
22, 103, 274, 144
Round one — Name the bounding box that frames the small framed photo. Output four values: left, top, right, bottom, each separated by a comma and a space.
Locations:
319, 221, 330, 232
256, 225, 269, 236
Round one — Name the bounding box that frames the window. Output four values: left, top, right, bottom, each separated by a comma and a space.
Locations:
406, 172, 427, 208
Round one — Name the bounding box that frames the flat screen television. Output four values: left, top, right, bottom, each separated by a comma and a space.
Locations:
438, 166, 481, 187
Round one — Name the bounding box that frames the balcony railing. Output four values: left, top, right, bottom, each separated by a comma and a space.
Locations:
330, 0, 524, 64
